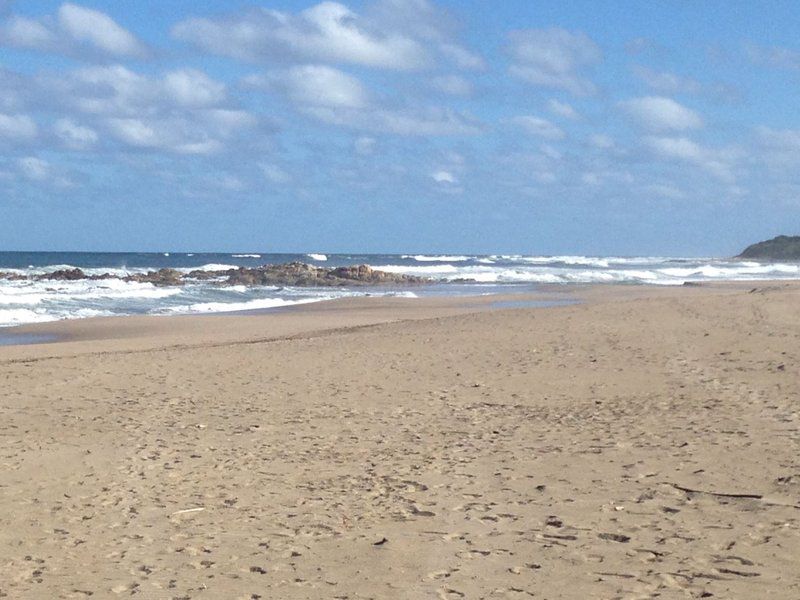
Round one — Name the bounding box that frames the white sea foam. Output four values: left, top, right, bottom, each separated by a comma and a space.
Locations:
0, 308, 57, 326
4, 254, 800, 329
307, 253, 328, 261
232, 254, 261, 258
179, 263, 238, 273
164, 296, 326, 314
404, 254, 472, 262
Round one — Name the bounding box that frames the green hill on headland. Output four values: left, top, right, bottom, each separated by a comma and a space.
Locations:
738, 235, 800, 260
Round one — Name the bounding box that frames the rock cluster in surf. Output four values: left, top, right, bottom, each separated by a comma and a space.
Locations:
0, 262, 429, 287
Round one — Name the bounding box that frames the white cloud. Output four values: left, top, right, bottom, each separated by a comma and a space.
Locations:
18, 156, 49, 180
247, 61, 481, 136
54, 118, 97, 149
632, 66, 739, 102
31, 65, 253, 154
0, 112, 37, 140
746, 43, 800, 71
632, 66, 702, 95
305, 104, 481, 136
644, 135, 735, 181
431, 169, 457, 184
0, 3, 146, 57
547, 99, 579, 120
253, 65, 370, 108
163, 69, 227, 108
105, 116, 234, 155
173, 2, 428, 70
507, 28, 601, 95
1, 16, 56, 48
620, 96, 703, 131
512, 116, 565, 140
261, 163, 291, 184
439, 42, 486, 70
58, 3, 146, 57
756, 126, 800, 169
431, 74, 474, 96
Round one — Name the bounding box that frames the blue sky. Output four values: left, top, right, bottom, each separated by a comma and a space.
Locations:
1, 1, 799, 255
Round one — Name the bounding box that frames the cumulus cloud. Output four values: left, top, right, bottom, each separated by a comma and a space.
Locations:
507, 28, 601, 95
0, 112, 37, 140
305, 104, 481, 136
632, 66, 702, 95
173, 2, 428, 70
17, 156, 49, 180
1, 16, 56, 48
620, 96, 703, 131
0, 2, 147, 57
756, 126, 800, 169
431, 169, 457, 184
245, 61, 480, 136
58, 3, 146, 57
547, 99, 580, 120
35, 65, 256, 154
512, 116, 565, 140
430, 74, 474, 96
261, 163, 292, 184
644, 135, 736, 181
439, 43, 486, 70
246, 65, 370, 108
54, 118, 97, 149
632, 65, 740, 102
163, 69, 227, 108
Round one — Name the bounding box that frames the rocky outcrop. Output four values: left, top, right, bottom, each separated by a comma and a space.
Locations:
124, 268, 184, 286
38, 267, 89, 281
1, 263, 429, 287
0, 271, 28, 281
738, 235, 800, 261
223, 262, 426, 287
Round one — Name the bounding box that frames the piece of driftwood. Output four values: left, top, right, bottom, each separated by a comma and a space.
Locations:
665, 483, 800, 508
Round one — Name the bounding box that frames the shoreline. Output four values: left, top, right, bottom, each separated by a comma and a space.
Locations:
1, 280, 793, 357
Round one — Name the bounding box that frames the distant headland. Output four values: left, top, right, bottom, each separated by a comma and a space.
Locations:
737, 235, 800, 260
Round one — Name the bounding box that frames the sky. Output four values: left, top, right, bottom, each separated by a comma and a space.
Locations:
1, 1, 799, 255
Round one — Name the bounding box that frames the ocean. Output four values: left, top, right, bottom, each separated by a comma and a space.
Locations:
1, 251, 798, 328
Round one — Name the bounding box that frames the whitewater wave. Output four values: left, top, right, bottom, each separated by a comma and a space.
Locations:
163, 296, 326, 314
179, 263, 238, 273
403, 254, 472, 262
3, 252, 800, 329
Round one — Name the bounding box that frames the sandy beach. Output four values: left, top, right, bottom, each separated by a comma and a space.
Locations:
1, 283, 798, 599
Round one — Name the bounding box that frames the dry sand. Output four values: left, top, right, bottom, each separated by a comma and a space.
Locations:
1, 283, 798, 599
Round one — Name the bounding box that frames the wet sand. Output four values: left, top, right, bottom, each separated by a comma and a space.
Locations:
1, 283, 799, 599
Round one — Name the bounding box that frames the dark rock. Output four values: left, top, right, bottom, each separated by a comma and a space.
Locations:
737, 235, 800, 260
5, 262, 430, 288
223, 262, 428, 287
38, 268, 87, 281
0, 271, 28, 281
124, 268, 184, 286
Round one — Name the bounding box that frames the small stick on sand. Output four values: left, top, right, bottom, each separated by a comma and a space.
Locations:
665, 483, 800, 509
171, 507, 206, 515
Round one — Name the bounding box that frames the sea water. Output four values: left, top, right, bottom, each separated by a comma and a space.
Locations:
0, 251, 797, 328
